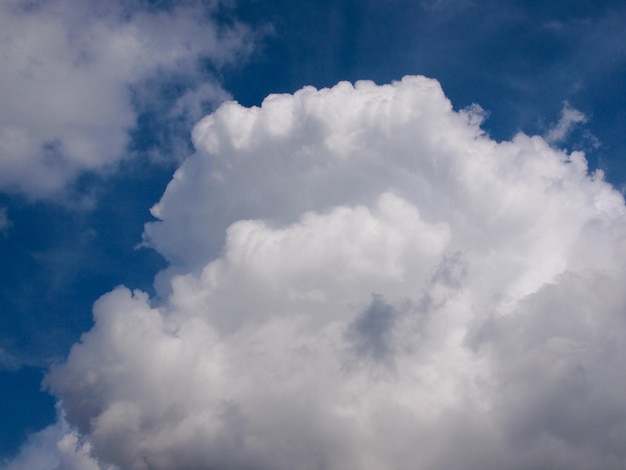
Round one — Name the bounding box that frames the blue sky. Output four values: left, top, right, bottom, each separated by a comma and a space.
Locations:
1, 0, 626, 468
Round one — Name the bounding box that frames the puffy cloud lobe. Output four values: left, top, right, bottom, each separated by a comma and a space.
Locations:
31, 76, 626, 469
145, 76, 470, 268
0, 0, 249, 197
3, 405, 108, 470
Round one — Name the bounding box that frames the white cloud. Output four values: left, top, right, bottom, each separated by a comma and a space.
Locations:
11, 76, 626, 469
3, 404, 112, 470
545, 102, 587, 144
0, 0, 250, 198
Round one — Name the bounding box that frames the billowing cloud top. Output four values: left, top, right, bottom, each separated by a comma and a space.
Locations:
13, 76, 626, 469
0, 0, 249, 198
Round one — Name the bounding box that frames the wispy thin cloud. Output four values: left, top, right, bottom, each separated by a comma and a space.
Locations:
0, 207, 11, 236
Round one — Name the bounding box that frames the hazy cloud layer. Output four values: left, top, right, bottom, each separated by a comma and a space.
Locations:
0, 0, 249, 198
11, 76, 626, 469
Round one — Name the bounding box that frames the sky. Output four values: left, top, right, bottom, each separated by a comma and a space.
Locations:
1, 0, 626, 468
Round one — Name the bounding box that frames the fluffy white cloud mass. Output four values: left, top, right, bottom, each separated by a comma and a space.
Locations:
0, 0, 248, 197
17, 76, 626, 469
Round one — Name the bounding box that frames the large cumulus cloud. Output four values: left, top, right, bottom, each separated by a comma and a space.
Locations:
0, 0, 249, 198
13, 76, 626, 469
